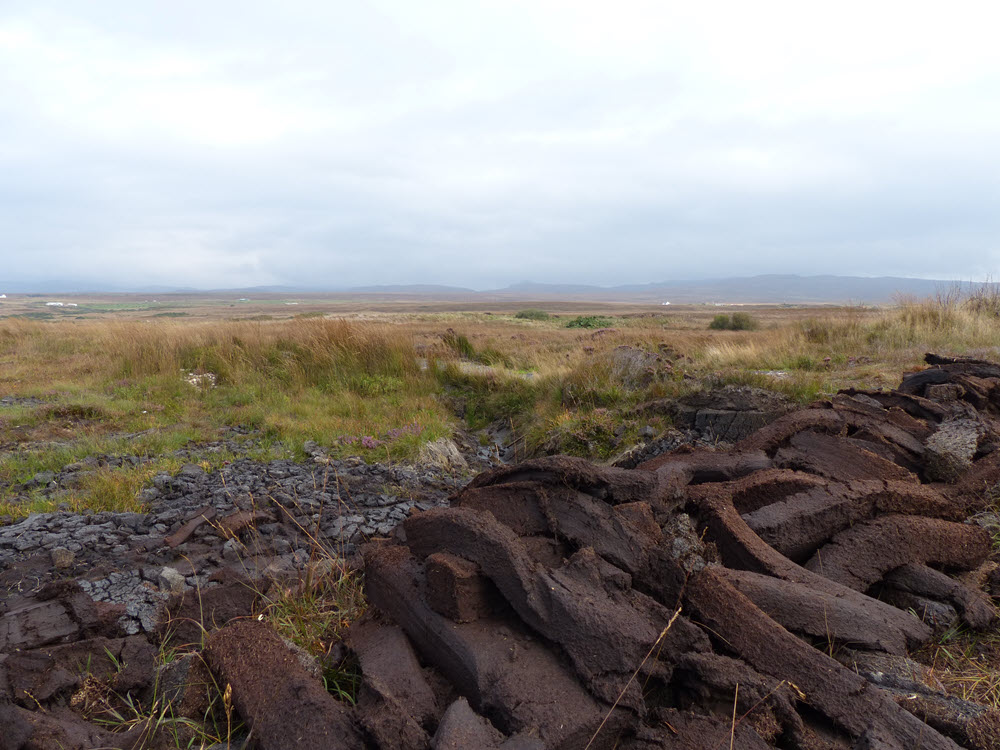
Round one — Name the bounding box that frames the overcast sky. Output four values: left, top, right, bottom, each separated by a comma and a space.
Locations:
2, 1, 999, 290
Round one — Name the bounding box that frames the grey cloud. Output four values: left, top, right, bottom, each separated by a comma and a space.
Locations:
1, 1, 999, 290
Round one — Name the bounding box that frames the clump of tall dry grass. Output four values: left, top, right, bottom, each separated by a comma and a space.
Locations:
700, 292, 1000, 376
0, 318, 419, 390
0, 319, 449, 511
102, 319, 417, 388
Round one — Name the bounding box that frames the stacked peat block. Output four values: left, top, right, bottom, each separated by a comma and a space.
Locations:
358, 354, 1000, 749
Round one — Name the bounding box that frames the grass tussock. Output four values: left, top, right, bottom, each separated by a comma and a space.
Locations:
247, 514, 367, 704
262, 558, 366, 703
437, 365, 541, 430
920, 624, 1000, 710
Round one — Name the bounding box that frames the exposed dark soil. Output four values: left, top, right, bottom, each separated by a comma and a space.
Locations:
4, 353, 1000, 748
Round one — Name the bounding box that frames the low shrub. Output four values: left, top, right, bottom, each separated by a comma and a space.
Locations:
514, 309, 551, 321
730, 312, 758, 330
566, 315, 613, 329
708, 312, 758, 331
708, 314, 731, 330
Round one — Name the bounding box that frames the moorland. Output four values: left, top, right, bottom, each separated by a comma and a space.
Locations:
3, 289, 1000, 517
3, 288, 1000, 748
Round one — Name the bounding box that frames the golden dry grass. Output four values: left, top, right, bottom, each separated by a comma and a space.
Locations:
919, 626, 1000, 710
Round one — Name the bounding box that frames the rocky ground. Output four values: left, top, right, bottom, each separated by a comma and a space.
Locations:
0, 443, 471, 616
3, 356, 1000, 748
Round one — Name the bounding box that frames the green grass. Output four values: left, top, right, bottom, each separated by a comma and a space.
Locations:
0, 320, 454, 515
260, 554, 366, 705
440, 329, 514, 368
74, 306, 162, 314
72, 302, 167, 312
0, 374, 450, 518
6, 311, 56, 320
436, 341, 689, 460
525, 408, 659, 460
65, 465, 160, 513
263, 561, 366, 658
437, 364, 541, 431
0, 453, 194, 518
441, 330, 476, 359
0, 442, 86, 486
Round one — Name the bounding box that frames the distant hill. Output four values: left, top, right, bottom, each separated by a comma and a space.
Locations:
1, 275, 990, 304
500, 281, 605, 295
488, 275, 984, 304
346, 284, 476, 294
206, 285, 307, 294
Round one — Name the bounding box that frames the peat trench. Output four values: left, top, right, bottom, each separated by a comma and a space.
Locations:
4, 355, 1000, 747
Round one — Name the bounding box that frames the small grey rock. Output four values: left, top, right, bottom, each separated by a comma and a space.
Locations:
418, 438, 468, 474
158, 566, 187, 595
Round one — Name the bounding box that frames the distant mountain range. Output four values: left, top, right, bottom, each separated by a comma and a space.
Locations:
479, 275, 980, 304
339, 275, 987, 304
1, 275, 992, 305
344, 284, 477, 294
